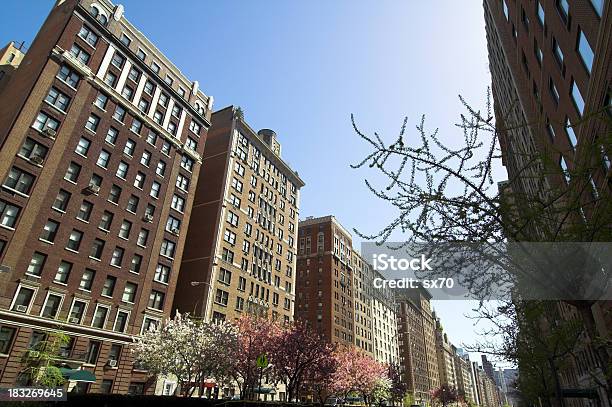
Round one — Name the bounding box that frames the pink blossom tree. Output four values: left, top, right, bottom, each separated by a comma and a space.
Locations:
331, 346, 389, 406
231, 314, 282, 399
270, 321, 336, 402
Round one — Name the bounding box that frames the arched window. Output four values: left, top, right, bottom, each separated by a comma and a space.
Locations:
90, 4, 108, 26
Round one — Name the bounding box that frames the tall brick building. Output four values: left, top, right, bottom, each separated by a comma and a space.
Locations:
296, 216, 355, 346
295, 215, 399, 365
484, 1, 611, 404
0, 0, 212, 394
175, 106, 303, 324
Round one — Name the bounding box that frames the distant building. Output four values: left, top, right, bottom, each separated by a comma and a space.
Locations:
0, 41, 25, 93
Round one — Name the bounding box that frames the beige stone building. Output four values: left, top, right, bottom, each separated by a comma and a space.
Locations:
175, 106, 304, 324
0, 41, 26, 94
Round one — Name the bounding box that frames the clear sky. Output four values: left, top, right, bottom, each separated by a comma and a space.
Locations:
1, 0, 509, 368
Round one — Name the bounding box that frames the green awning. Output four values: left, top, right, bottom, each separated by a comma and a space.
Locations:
60, 368, 96, 383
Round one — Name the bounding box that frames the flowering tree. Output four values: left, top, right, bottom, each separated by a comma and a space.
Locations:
431, 384, 459, 407
387, 363, 408, 404
331, 347, 389, 406
132, 313, 238, 396
270, 321, 336, 401
304, 348, 339, 406
231, 314, 282, 399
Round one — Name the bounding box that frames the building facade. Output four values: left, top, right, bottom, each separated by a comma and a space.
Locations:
0, 0, 212, 394
175, 106, 303, 324
371, 269, 399, 365
353, 251, 374, 356
0, 41, 26, 94
484, 1, 611, 405
434, 322, 457, 389
296, 216, 354, 346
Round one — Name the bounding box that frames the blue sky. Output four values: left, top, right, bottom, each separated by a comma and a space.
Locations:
1, 1, 509, 368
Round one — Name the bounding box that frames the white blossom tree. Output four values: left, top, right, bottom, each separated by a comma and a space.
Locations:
132, 313, 238, 397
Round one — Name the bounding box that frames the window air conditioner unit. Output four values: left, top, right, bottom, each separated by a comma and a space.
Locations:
86, 184, 100, 194
0, 264, 11, 273
15, 305, 28, 312
29, 156, 45, 165
69, 317, 80, 324
143, 214, 153, 223
28, 350, 40, 358
42, 128, 57, 138
108, 359, 117, 367
171, 228, 180, 235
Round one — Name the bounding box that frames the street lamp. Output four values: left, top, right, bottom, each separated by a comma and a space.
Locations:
190, 280, 212, 318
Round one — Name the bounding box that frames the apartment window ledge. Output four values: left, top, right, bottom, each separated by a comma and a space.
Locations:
83, 127, 97, 136
0, 224, 16, 232
88, 256, 101, 262
65, 248, 80, 254
110, 264, 122, 269
55, 77, 78, 92
53, 281, 68, 287
43, 101, 68, 116
1, 185, 30, 199
24, 273, 42, 279
75, 218, 90, 225
39, 238, 55, 245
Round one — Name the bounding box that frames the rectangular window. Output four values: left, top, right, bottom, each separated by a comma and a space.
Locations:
570, 80, 586, 116
104, 71, 117, 87
75, 137, 91, 156
148, 290, 165, 310
166, 216, 181, 233
40, 219, 60, 242
565, 117, 578, 150
58, 65, 80, 87
0, 200, 21, 228
85, 341, 100, 364
77, 201, 93, 222
218, 268, 231, 285
45, 87, 71, 112
54, 261, 72, 284
119, 220, 132, 239
214, 289, 229, 306
102, 276, 116, 297
137, 49, 146, 61
137, 229, 149, 246
138, 98, 149, 113
111, 52, 126, 69
560, 155, 571, 183
80, 269, 95, 291
19, 137, 48, 161
90, 238, 105, 259
69, 43, 91, 65
590, 0, 604, 16
130, 254, 143, 274
577, 30, 595, 74
122, 282, 137, 303
111, 247, 124, 267
66, 229, 83, 251
113, 105, 126, 122
180, 155, 194, 172
549, 78, 560, 104
12, 286, 35, 312
3, 167, 35, 195
150, 181, 161, 198
154, 264, 170, 284
160, 239, 176, 258
85, 114, 100, 132
122, 85, 134, 101
128, 67, 140, 82
78, 25, 98, 46
116, 161, 129, 179
537, 1, 545, 25
108, 184, 121, 204
134, 172, 146, 189
33, 111, 59, 132
92, 305, 108, 328
0, 326, 16, 354
176, 174, 189, 191
171, 194, 185, 212
27, 252, 47, 277
94, 92, 108, 110
126, 195, 139, 213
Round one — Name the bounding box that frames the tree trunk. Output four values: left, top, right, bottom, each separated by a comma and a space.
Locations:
547, 358, 565, 407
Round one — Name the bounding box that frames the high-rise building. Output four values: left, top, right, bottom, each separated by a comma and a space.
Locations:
353, 251, 374, 356
371, 269, 399, 365
454, 353, 476, 404
0, 0, 212, 394
0, 41, 26, 94
484, 1, 611, 404
175, 106, 303, 324
434, 319, 457, 389
396, 287, 440, 403
296, 216, 355, 346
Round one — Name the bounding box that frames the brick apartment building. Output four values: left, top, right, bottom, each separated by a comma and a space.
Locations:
484, 0, 611, 404
174, 106, 304, 324
396, 287, 440, 404
296, 216, 355, 346
0, 0, 212, 394
295, 215, 399, 366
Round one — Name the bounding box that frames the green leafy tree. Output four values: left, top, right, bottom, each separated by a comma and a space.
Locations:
20, 331, 68, 387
